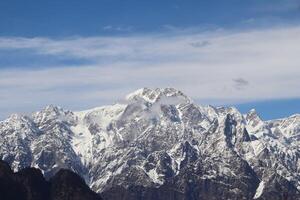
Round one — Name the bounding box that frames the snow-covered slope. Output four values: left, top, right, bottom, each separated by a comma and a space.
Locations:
0, 88, 299, 199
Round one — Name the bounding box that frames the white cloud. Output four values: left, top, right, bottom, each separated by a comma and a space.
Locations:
0, 26, 300, 118
103, 25, 133, 32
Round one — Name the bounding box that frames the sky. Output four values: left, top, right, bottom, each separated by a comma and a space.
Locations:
0, 0, 300, 120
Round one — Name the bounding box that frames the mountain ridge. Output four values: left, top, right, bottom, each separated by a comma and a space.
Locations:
0, 87, 300, 200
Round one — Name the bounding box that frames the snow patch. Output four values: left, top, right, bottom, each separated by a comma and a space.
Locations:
254, 180, 265, 199
147, 168, 163, 185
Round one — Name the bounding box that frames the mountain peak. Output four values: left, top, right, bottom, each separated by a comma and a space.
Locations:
32, 105, 75, 126
7, 113, 27, 122
43, 105, 64, 114
246, 108, 262, 121
249, 108, 257, 114
125, 87, 190, 104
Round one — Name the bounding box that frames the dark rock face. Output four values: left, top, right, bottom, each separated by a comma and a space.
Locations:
0, 160, 102, 200
101, 185, 184, 200
50, 169, 102, 200
13, 167, 50, 200
256, 172, 300, 200
101, 162, 260, 200
0, 160, 26, 200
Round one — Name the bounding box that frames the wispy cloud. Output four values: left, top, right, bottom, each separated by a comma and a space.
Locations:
103, 25, 134, 32
189, 40, 210, 48
233, 78, 249, 90
0, 25, 300, 118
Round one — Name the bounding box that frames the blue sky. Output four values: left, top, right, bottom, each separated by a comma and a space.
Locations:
1, 0, 300, 37
0, 0, 300, 120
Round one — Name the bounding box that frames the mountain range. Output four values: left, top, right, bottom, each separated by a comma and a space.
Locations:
0, 88, 299, 200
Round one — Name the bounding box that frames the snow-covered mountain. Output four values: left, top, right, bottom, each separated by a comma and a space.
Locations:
0, 88, 299, 199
